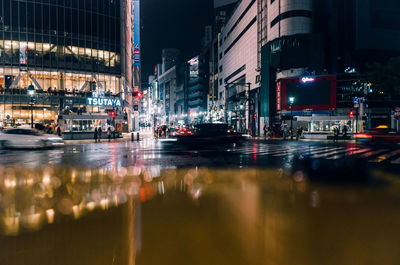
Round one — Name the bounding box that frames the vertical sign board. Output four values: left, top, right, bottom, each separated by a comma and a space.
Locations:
133, 0, 140, 66
276, 81, 281, 111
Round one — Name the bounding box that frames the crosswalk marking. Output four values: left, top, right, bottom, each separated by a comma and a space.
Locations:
361, 149, 388, 158
369, 150, 400, 162
272, 148, 304, 157
322, 148, 359, 159
348, 148, 371, 155
312, 148, 349, 158
231, 144, 400, 164
326, 148, 360, 159
306, 147, 338, 155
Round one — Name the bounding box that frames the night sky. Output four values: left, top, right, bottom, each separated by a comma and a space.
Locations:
141, 0, 214, 80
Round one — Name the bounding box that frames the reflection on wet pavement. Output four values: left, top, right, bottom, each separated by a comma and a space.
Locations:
1, 166, 400, 265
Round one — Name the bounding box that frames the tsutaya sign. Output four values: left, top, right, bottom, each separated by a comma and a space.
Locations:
87, 97, 122, 107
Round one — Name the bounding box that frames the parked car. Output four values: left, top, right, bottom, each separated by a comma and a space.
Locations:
354, 126, 400, 143
0, 128, 64, 149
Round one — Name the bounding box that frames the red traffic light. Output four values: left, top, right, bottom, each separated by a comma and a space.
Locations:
133, 91, 142, 97
253, 113, 257, 119
349, 111, 354, 118
110, 111, 116, 118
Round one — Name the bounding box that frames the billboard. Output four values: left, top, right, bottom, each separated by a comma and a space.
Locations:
277, 75, 337, 112
133, 0, 140, 66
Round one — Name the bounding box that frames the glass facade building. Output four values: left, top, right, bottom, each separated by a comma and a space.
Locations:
0, 0, 130, 131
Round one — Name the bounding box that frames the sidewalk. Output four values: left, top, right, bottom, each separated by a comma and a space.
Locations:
64, 131, 153, 145
251, 136, 356, 143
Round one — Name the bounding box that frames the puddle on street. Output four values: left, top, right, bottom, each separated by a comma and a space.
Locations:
0, 166, 400, 265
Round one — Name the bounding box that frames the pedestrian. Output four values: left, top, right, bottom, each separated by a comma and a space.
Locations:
263, 124, 268, 137
98, 127, 102, 142
343, 126, 348, 137
334, 127, 339, 142
57, 126, 61, 137
94, 128, 98, 143
107, 127, 112, 142
46, 125, 53, 134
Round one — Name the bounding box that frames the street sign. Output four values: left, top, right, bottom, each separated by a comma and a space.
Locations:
353, 97, 360, 105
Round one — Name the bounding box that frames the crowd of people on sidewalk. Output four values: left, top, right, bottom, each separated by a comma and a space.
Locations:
94, 126, 116, 143
262, 122, 351, 141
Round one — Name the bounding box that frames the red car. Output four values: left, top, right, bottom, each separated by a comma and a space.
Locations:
178, 127, 193, 136
354, 126, 400, 143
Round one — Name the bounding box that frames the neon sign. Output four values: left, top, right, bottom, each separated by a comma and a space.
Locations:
87, 98, 122, 107
301, 77, 315, 83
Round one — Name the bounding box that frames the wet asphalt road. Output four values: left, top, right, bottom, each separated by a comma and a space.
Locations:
2, 139, 400, 265
1, 138, 399, 171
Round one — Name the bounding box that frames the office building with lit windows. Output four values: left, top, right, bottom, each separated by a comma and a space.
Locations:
259, 0, 400, 135
0, 0, 139, 134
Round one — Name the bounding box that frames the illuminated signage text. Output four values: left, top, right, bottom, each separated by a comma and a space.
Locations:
87, 98, 122, 107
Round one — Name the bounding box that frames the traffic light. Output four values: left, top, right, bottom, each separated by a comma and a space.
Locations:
133, 91, 142, 97
110, 111, 116, 118
349, 110, 354, 118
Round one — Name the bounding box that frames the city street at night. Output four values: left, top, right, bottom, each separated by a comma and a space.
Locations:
1, 0, 400, 264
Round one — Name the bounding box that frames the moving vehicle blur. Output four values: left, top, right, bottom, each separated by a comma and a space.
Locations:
174, 123, 246, 144
354, 126, 400, 143
0, 128, 64, 149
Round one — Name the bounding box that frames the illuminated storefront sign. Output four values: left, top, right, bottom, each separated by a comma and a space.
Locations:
301, 77, 314, 83
87, 98, 122, 107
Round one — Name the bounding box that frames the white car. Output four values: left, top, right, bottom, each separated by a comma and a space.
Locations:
0, 128, 64, 149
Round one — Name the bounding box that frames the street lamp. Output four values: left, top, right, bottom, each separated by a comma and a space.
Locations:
289, 97, 295, 140
28, 84, 35, 128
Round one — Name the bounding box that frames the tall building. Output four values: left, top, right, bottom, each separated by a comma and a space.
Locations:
217, 0, 260, 134
187, 56, 208, 123
214, 0, 238, 33
162, 49, 181, 73
0, 0, 139, 133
